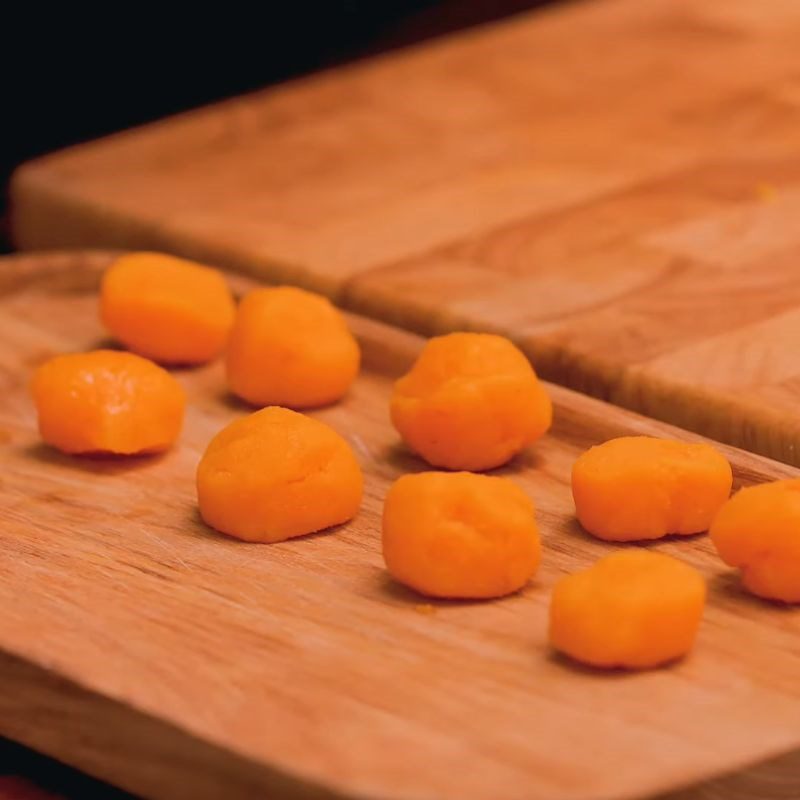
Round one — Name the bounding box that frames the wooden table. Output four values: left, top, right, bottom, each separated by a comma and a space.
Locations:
0, 251, 800, 800
7, 1, 800, 796
12, 0, 800, 467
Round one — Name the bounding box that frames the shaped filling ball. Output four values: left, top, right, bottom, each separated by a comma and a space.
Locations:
710, 479, 800, 603
100, 252, 236, 364
226, 287, 360, 408
382, 472, 540, 599
390, 333, 552, 471
31, 350, 185, 455
549, 550, 706, 670
572, 436, 732, 542
197, 407, 363, 542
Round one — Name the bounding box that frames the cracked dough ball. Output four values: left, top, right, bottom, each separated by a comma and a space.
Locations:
31, 349, 185, 455
196, 406, 363, 542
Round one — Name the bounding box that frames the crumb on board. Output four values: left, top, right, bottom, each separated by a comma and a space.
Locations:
755, 182, 778, 202
414, 603, 436, 615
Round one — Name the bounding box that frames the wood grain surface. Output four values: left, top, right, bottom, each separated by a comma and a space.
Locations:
1, 251, 800, 800
11, 0, 800, 468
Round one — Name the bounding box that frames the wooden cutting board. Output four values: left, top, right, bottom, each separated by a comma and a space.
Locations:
10, 0, 800, 469
2, 250, 800, 800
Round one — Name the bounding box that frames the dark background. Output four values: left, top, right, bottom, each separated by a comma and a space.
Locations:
5, 1, 549, 218
3, 1, 551, 796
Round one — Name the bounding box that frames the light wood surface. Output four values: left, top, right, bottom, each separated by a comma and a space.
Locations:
11, 0, 800, 468
1, 251, 800, 800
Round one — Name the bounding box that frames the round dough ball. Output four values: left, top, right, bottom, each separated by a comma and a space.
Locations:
572, 436, 732, 541
226, 287, 360, 408
197, 406, 363, 542
390, 333, 552, 471
711, 479, 800, 603
549, 550, 706, 669
100, 252, 236, 365
382, 471, 540, 599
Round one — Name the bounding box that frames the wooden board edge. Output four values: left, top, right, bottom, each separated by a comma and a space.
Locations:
343, 285, 800, 469
0, 648, 354, 800
8, 168, 343, 296
9, 169, 133, 252
651, 747, 800, 800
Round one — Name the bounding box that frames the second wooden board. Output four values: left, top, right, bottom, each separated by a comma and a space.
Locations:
1, 251, 800, 800
10, 0, 800, 467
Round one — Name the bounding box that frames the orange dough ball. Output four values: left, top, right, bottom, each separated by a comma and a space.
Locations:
31, 350, 185, 455
549, 550, 706, 669
390, 333, 552, 471
100, 252, 236, 364
572, 436, 732, 542
710, 479, 800, 603
196, 406, 363, 543
382, 471, 540, 599
226, 287, 360, 408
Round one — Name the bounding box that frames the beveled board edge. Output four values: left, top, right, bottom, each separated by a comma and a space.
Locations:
11, 156, 800, 471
